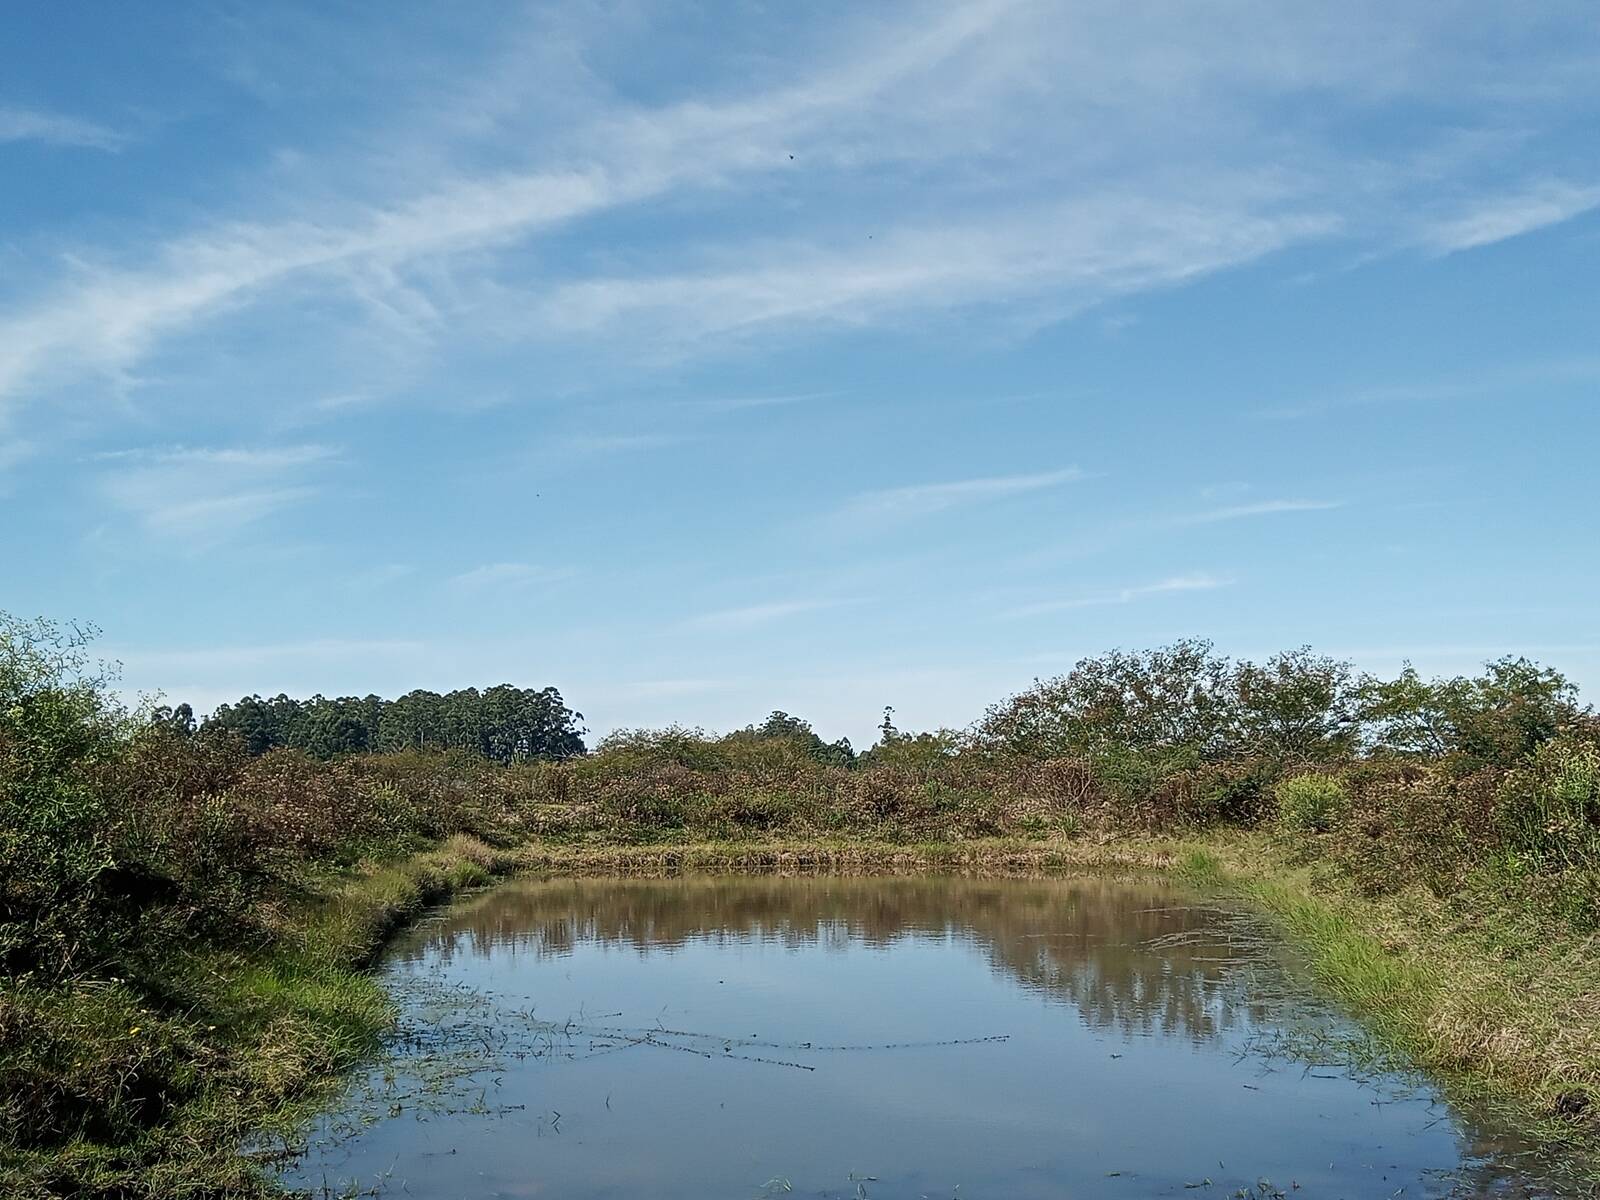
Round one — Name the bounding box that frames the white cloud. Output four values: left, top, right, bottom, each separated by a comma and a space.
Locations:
112, 638, 425, 676
836, 468, 1086, 528
553, 432, 692, 455
1176, 499, 1343, 525
96, 444, 336, 542
674, 391, 834, 415
0, 105, 122, 150
447, 562, 573, 593
532, 193, 1338, 353
0, 1, 1596, 430
686, 598, 855, 631
1256, 358, 1600, 420
1003, 573, 1234, 618
1421, 180, 1600, 253
0, 3, 1017, 413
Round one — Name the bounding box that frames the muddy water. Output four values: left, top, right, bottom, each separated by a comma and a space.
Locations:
280, 875, 1558, 1198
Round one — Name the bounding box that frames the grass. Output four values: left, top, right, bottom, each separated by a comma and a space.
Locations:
0, 835, 522, 1199
509, 834, 1189, 876
1179, 836, 1600, 1161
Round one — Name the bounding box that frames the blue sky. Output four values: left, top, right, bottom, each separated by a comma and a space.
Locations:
3, 2, 1597, 745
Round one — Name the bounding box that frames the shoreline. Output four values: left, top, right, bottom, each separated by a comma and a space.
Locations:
9, 831, 1598, 1194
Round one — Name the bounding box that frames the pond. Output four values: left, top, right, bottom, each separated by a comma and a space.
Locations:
279, 874, 1559, 1198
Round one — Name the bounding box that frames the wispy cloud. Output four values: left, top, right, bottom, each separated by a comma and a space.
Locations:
1421, 179, 1600, 254
6, 2, 1593, 430
0, 105, 122, 150
447, 562, 573, 593
1175, 499, 1343, 525
1015, 494, 1345, 570
0, 3, 1017, 413
96, 444, 336, 543
533, 195, 1335, 352
112, 638, 425, 675
553, 432, 693, 455
686, 598, 856, 631
673, 391, 833, 415
836, 468, 1087, 528
1002, 572, 1233, 619
1255, 358, 1600, 421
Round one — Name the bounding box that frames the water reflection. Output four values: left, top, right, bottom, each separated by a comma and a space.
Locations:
407, 875, 1285, 1043
282, 874, 1563, 1200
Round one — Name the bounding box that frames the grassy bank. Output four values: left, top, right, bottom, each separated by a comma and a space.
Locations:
1179, 837, 1600, 1155
511, 834, 1188, 875
1, 835, 521, 1199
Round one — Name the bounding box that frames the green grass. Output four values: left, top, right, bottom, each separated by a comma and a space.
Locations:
1187, 836, 1600, 1166
0, 835, 521, 1199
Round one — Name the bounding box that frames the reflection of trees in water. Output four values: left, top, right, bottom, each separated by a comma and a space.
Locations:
392, 876, 1285, 1041
380, 877, 1565, 1198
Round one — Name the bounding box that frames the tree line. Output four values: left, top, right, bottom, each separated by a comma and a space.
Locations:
170, 639, 1588, 774
193, 684, 586, 762
973, 639, 1586, 772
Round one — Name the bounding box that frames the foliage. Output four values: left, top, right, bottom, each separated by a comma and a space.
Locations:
1, 615, 124, 983
977, 642, 1365, 765
1356, 657, 1583, 769
729, 710, 856, 767
206, 683, 586, 763
1231, 649, 1359, 761
1498, 736, 1600, 873
977, 639, 1236, 759
1275, 772, 1349, 835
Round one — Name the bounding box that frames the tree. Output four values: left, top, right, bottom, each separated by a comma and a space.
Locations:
1230, 648, 1358, 761
1357, 657, 1584, 768
149, 702, 196, 737
978, 640, 1235, 759
204, 682, 585, 762
729, 711, 855, 767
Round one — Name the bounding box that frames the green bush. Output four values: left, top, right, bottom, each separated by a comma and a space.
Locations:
1498, 736, 1600, 872
1275, 772, 1349, 835
1, 616, 126, 982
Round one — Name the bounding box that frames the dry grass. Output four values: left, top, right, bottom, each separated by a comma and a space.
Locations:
509, 835, 1189, 877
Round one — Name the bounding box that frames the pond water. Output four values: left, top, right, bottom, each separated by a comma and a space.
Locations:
280, 874, 1560, 1199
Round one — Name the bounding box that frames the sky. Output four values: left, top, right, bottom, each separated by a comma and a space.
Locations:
2, 2, 1598, 747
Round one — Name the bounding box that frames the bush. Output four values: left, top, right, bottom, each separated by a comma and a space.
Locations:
1498, 736, 1600, 872
1276, 772, 1349, 835
1, 616, 125, 982
1326, 767, 1499, 896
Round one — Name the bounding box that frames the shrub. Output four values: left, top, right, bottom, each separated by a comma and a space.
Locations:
1327, 767, 1499, 896
1, 616, 126, 981
1498, 736, 1600, 872
1276, 772, 1349, 835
